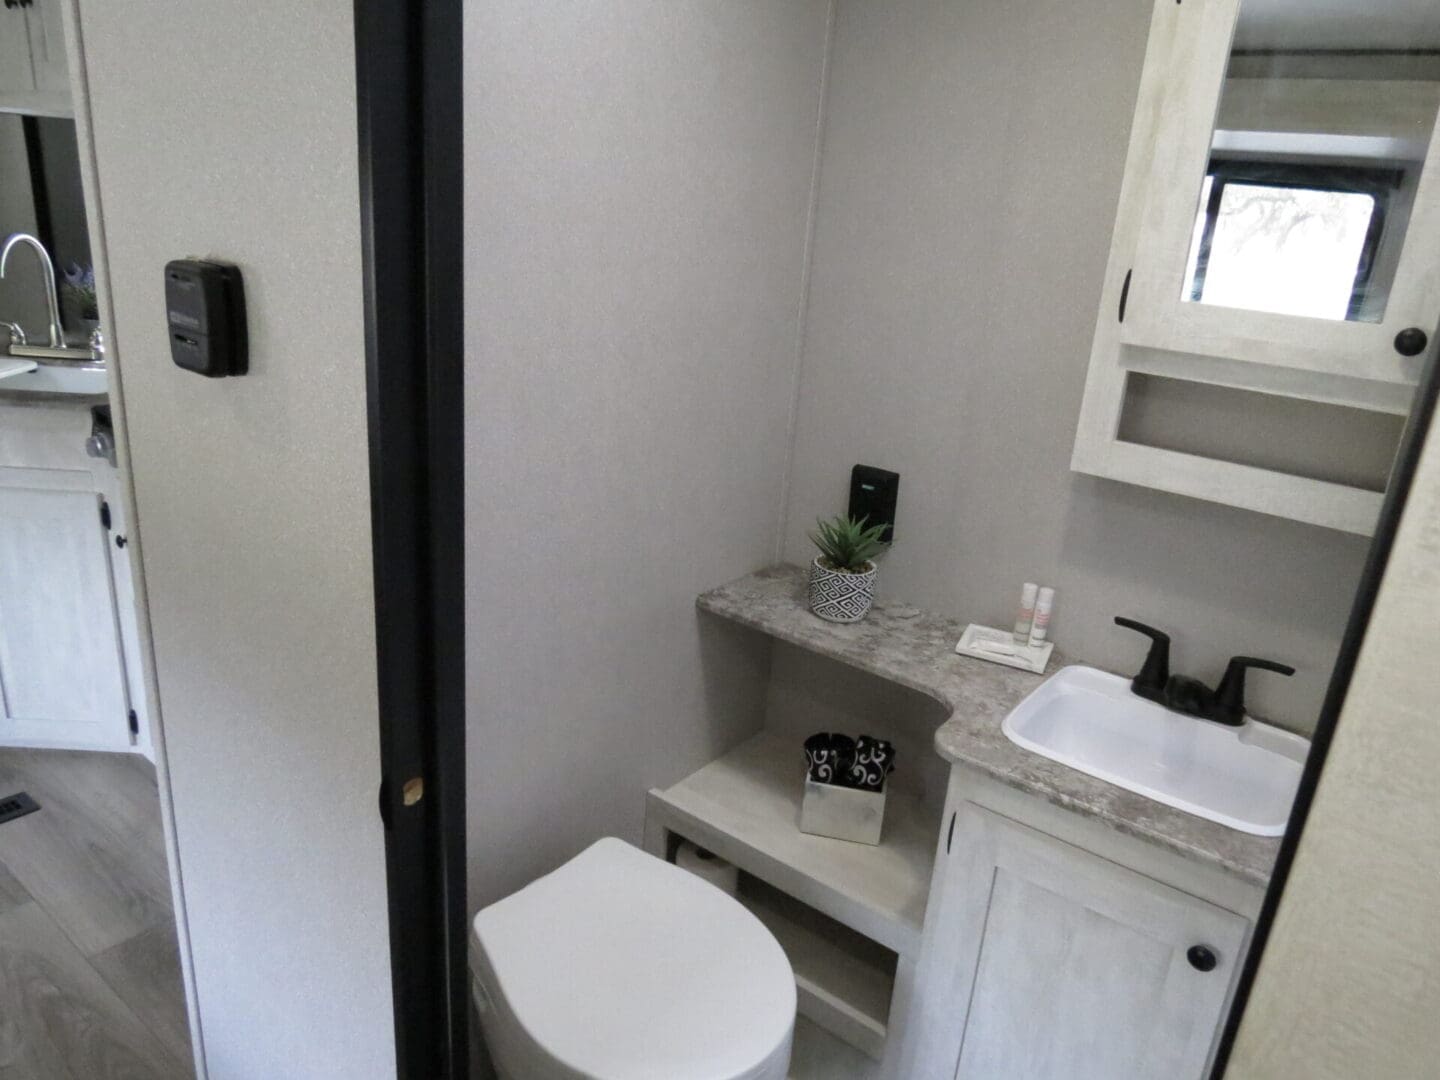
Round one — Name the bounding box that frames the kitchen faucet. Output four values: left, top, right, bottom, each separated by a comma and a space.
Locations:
1, 232, 67, 351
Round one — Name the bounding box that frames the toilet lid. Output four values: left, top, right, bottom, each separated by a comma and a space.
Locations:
472, 837, 796, 1080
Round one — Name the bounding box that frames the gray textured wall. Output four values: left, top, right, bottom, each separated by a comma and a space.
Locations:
464, 0, 1379, 927
464, 0, 833, 908
779, 0, 1371, 732
77, 1, 397, 1075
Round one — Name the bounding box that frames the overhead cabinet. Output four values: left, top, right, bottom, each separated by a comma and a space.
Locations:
0, 0, 71, 117
1072, 0, 1440, 534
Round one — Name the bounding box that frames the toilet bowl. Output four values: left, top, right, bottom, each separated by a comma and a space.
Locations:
470, 837, 796, 1080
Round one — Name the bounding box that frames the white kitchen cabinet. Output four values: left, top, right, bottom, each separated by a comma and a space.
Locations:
0, 0, 71, 117
894, 796, 1250, 1080
25, 0, 69, 101
0, 479, 131, 750
0, 7, 35, 101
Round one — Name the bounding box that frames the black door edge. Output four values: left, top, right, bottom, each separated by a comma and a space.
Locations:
352, 1, 466, 1077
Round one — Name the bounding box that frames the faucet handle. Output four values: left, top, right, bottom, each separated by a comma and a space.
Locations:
1114, 617, 1171, 702
1214, 656, 1295, 725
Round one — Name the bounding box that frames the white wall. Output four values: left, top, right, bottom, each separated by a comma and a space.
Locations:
1227, 414, 1440, 1077
464, 0, 833, 907
74, 2, 396, 1076
779, 0, 1371, 732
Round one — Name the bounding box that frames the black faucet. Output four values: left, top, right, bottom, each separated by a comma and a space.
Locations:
1114, 617, 1294, 726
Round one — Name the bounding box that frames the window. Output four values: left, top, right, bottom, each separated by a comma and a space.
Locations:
1183, 160, 1401, 323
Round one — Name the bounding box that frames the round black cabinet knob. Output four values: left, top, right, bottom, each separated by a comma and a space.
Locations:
1187, 945, 1219, 972
1394, 328, 1429, 357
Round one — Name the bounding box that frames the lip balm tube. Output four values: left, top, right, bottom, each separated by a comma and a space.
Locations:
1014, 582, 1039, 644
1028, 587, 1056, 648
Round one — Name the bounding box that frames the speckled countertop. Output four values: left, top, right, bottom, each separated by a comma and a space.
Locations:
698, 565, 1279, 886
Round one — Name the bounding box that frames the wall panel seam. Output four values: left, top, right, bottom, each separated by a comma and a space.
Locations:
773, 0, 838, 564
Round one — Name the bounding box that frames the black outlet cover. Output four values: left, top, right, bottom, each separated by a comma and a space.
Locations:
849, 464, 899, 543
164, 259, 248, 377
0, 791, 40, 826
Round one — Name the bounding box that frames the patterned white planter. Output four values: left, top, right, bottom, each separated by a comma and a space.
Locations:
808, 557, 877, 623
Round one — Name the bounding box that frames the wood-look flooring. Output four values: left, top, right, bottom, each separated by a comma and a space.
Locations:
0, 748, 194, 1080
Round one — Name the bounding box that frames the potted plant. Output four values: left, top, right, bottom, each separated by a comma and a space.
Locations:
61, 264, 99, 337
807, 514, 888, 623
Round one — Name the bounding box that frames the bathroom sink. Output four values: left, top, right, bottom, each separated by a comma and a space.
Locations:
1002, 666, 1308, 836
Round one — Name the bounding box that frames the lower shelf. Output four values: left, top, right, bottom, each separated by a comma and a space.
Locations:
790, 1014, 881, 1080
646, 730, 937, 956
738, 874, 894, 1061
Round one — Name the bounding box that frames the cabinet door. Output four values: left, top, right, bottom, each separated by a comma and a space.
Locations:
0, 485, 131, 750
25, 0, 69, 99
1119, 0, 1440, 388
905, 804, 1247, 1080
0, 6, 36, 98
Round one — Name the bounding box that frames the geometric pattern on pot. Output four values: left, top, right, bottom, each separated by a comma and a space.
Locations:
808, 557, 877, 623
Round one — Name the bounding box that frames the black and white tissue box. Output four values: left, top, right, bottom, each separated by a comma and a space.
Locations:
800, 733, 895, 846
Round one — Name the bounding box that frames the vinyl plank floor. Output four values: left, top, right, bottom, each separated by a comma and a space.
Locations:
0, 901, 188, 1080
8, 751, 172, 901
91, 924, 192, 1070
0, 751, 172, 956
0, 749, 193, 1078
0, 861, 29, 914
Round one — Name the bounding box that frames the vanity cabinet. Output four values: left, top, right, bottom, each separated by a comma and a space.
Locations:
687, 568, 1272, 1075
898, 801, 1247, 1080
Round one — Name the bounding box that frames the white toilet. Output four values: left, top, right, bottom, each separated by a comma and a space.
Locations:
470, 837, 796, 1080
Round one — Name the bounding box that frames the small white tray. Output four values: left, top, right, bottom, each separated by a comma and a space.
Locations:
955, 623, 1052, 674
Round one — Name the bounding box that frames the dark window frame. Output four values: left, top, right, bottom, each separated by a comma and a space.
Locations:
1187, 158, 1404, 321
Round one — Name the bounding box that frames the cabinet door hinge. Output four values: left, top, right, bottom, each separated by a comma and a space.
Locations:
946, 811, 957, 854
1118, 268, 1133, 323
99, 499, 112, 530
127, 709, 139, 737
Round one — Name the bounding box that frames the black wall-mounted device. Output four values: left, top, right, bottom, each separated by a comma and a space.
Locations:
165, 259, 247, 377
848, 464, 900, 542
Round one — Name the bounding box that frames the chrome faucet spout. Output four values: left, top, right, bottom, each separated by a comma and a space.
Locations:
0, 233, 66, 350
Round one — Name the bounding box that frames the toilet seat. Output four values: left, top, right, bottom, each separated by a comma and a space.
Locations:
471, 837, 796, 1080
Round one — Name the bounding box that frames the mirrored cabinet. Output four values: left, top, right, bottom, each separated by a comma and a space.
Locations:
1074, 0, 1440, 534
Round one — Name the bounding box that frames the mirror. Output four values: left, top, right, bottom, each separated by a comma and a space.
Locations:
1181, 0, 1440, 323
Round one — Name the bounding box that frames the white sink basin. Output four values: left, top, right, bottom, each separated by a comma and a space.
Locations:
0, 357, 37, 381
1002, 665, 1309, 836
0, 361, 107, 396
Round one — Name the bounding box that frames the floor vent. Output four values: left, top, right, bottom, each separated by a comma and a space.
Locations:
0, 792, 40, 826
